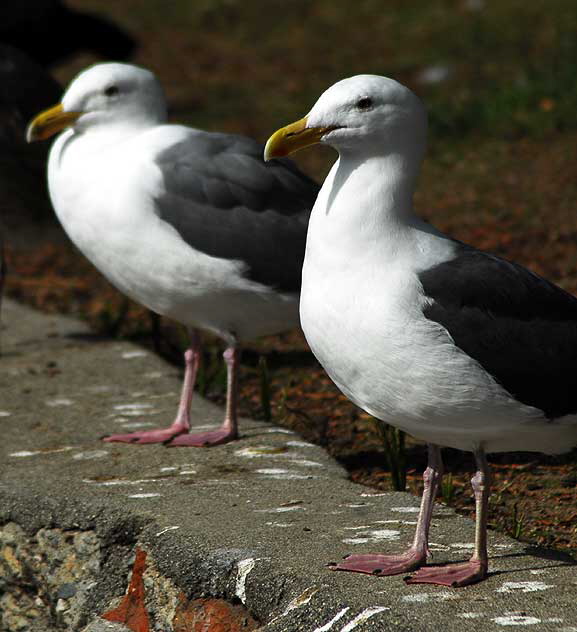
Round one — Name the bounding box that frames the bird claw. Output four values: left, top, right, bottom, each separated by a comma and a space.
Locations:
329, 549, 425, 576
165, 427, 238, 447
404, 559, 487, 587
101, 425, 187, 445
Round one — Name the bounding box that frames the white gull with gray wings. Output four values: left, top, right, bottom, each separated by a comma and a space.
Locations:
265, 74, 577, 587
27, 62, 318, 447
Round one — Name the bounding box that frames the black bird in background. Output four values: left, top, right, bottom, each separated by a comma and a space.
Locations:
0, 0, 136, 67
0, 0, 136, 350
0, 44, 63, 351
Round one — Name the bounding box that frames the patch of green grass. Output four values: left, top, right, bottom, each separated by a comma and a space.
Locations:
259, 355, 272, 422
374, 420, 407, 491
441, 472, 455, 505
510, 502, 526, 540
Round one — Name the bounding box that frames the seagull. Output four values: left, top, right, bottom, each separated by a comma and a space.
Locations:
264, 74, 577, 586
26, 62, 318, 447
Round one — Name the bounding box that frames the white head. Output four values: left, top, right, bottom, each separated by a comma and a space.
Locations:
265, 74, 427, 162
27, 63, 167, 142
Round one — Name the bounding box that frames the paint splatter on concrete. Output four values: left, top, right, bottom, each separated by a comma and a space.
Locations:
114, 403, 154, 410
497, 581, 554, 593
459, 612, 484, 619
254, 506, 305, 514
84, 478, 164, 486
493, 615, 541, 626
172, 596, 260, 631
286, 440, 316, 448
85, 385, 113, 393
112, 403, 158, 417
9, 446, 75, 457
342, 528, 400, 545
290, 459, 324, 468
235, 558, 256, 604
401, 591, 458, 603
343, 525, 373, 531
155, 526, 180, 537
102, 548, 150, 632
72, 450, 109, 460
277, 586, 320, 619
45, 398, 74, 407
119, 422, 156, 429
340, 607, 390, 631
255, 468, 313, 480
428, 542, 451, 552
312, 607, 350, 632
144, 371, 163, 379
235, 446, 288, 458
121, 351, 148, 359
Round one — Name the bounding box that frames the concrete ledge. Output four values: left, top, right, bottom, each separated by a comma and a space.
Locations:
1, 299, 576, 631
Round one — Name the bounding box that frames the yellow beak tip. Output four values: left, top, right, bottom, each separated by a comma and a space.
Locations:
264, 117, 337, 162
25, 104, 82, 143
263, 138, 283, 162
264, 116, 311, 162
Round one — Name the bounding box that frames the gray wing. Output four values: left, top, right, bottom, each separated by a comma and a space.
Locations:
154, 130, 319, 293
419, 244, 577, 419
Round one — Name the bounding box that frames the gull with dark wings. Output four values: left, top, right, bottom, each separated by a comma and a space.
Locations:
265, 74, 577, 586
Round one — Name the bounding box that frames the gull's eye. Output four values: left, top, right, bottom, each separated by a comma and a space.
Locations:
356, 96, 373, 111
104, 85, 120, 98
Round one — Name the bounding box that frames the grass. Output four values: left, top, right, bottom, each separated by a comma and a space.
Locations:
375, 422, 407, 492
441, 473, 455, 505
511, 503, 526, 540
258, 356, 272, 423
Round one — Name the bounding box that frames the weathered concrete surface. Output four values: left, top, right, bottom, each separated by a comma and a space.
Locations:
1, 298, 576, 632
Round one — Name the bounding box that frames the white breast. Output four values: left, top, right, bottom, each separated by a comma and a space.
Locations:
300, 165, 546, 453
47, 128, 299, 342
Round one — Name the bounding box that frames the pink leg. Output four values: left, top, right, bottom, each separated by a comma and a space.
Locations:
330, 444, 443, 576
102, 330, 201, 444
406, 447, 490, 587
167, 345, 240, 447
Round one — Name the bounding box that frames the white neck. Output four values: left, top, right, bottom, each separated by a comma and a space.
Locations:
338, 148, 419, 207
311, 147, 423, 256
50, 118, 153, 171
304, 142, 457, 281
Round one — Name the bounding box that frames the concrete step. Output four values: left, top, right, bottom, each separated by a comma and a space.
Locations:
1, 299, 576, 631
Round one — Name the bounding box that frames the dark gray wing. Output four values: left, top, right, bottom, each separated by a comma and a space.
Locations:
419, 244, 577, 419
154, 130, 319, 293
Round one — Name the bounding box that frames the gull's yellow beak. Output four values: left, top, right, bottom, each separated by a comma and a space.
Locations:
264, 116, 335, 161
26, 104, 82, 143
